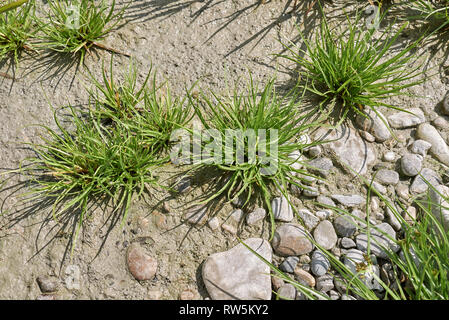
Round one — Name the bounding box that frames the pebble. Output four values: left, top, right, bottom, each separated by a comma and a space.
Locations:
403, 206, 417, 225
316, 274, 334, 292
329, 290, 340, 300
272, 196, 294, 222
375, 169, 399, 185
383, 151, 396, 162
308, 145, 322, 157
272, 224, 314, 256
341, 237, 356, 249
302, 186, 320, 197
222, 223, 237, 235
184, 205, 208, 225
314, 125, 376, 175
341, 294, 357, 300
410, 139, 432, 157
313, 220, 338, 250
333, 215, 357, 237
36, 276, 60, 293
208, 217, 220, 230
356, 108, 391, 142
299, 254, 311, 264
308, 157, 334, 177
315, 210, 331, 220
202, 238, 272, 300
277, 283, 297, 300
410, 168, 441, 194
246, 208, 266, 225
387, 107, 425, 128
400, 154, 422, 177
417, 123, 449, 166
127, 243, 158, 281
310, 250, 330, 276
293, 267, 316, 288
429, 185, 449, 231
317, 195, 336, 207
230, 209, 244, 223
279, 256, 300, 273
297, 209, 320, 231
370, 181, 387, 195
385, 205, 402, 231
355, 223, 400, 258
395, 183, 410, 200
433, 116, 449, 130
331, 194, 365, 207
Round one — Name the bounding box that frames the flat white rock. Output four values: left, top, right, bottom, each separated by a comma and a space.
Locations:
202, 238, 272, 300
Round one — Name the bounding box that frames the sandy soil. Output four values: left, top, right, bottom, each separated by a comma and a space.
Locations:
0, 0, 448, 299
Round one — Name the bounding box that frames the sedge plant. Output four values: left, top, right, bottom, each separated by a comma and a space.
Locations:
37, 0, 126, 65
20, 106, 165, 252
281, 7, 425, 127
87, 59, 194, 160
0, 0, 35, 64
187, 77, 322, 238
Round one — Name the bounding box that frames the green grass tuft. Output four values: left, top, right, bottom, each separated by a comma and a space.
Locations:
37, 0, 125, 64
282, 9, 425, 126
188, 77, 322, 239
22, 106, 165, 252
0, 0, 35, 64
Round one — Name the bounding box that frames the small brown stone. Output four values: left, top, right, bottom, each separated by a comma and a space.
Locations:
271, 276, 284, 291
152, 211, 167, 230
127, 243, 157, 281
294, 267, 316, 288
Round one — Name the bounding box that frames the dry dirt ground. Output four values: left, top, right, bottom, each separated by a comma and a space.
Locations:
0, 0, 448, 300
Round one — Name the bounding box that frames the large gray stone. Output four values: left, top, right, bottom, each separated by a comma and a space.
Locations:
313, 125, 376, 175
202, 238, 272, 300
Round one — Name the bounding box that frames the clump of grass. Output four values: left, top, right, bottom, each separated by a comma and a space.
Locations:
282, 8, 425, 126
87, 59, 194, 159
0, 0, 35, 64
187, 77, 321, 238
37, 0, 126, 64
22, 106, 165, 251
